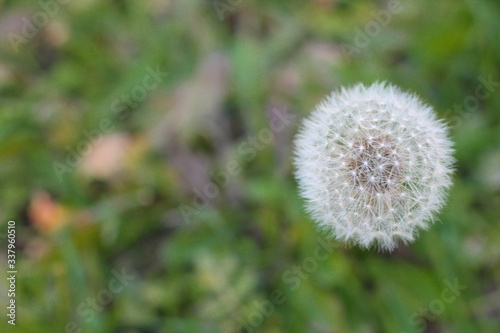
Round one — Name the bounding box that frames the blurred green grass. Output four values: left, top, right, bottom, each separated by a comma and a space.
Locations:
0, 0, 499, 332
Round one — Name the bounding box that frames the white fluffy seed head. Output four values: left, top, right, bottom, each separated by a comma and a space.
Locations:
293, 82, 454, 251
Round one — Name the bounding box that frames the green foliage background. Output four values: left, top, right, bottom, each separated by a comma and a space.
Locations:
0, 0, 499, 332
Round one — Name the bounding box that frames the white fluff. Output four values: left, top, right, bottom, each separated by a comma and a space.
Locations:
294, 82, 454, 251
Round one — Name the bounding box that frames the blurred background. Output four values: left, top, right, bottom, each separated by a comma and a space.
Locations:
0, 0, 499, 332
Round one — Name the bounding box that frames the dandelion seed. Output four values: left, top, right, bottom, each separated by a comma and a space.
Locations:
294, 82, 454, 251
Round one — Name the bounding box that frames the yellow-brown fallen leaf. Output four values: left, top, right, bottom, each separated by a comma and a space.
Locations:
28, 191, 69, 234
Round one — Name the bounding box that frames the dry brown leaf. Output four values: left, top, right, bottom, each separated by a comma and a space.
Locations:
80, 133, 132, 179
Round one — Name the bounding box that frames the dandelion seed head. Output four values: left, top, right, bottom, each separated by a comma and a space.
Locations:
294, 82, 454, 251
